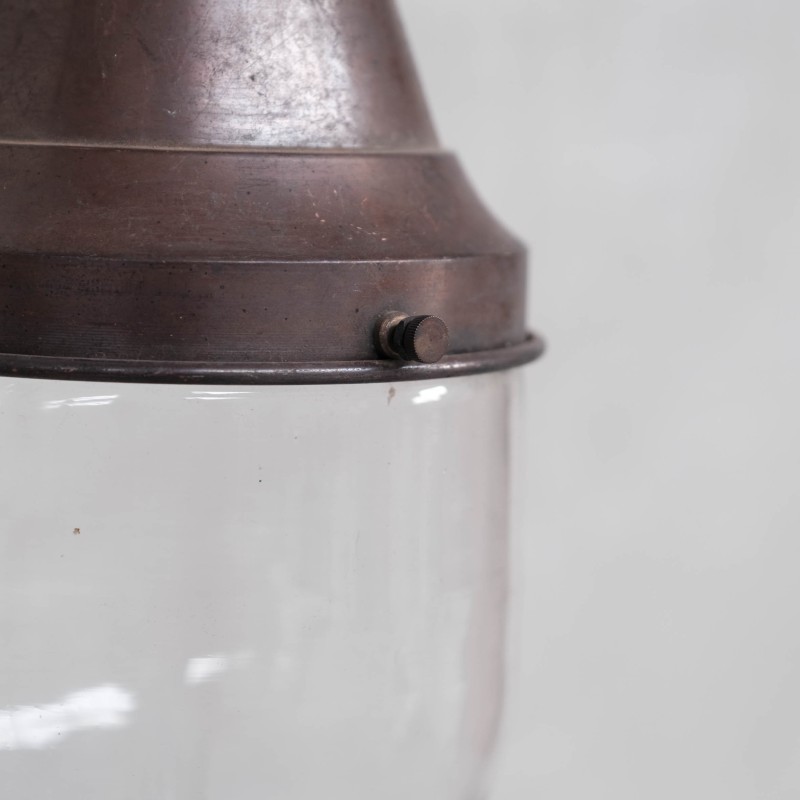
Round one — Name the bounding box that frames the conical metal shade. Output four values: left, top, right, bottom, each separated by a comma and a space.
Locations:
0, 0, 541, 383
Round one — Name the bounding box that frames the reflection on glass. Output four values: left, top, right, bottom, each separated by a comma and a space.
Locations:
185, 391, 253, 402
0, 685, 135, 750
43, 395, 119, 410
184, 653, 252, 686
412, 385, 448, 405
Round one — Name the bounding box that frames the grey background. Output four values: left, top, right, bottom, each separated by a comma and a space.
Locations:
400, 1, 800, 798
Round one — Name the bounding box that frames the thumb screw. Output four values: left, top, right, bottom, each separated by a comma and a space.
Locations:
375, 312, 449, 364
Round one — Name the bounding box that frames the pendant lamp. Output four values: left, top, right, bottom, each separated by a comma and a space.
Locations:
0, 2, 543, 798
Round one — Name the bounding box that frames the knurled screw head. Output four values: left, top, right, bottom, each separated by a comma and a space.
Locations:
375, 312, 449, 363
394, 315, 449, 363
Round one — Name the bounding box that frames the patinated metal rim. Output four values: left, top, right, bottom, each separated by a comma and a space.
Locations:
0, 333, 544, 385
0, 149, 533, 384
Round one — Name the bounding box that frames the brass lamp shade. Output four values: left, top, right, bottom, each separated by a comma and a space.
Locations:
0, 0, 541, 383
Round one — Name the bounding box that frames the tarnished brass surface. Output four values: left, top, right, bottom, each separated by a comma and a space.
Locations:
0, 0, 539, 383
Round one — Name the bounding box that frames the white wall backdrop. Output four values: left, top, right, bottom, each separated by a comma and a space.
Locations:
400, 2, 800, 798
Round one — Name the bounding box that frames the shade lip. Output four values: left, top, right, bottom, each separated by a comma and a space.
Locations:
0, 333, 545, 386
0, 250, 523, 266
0, 139, 449, 157
1, 148, 527, 369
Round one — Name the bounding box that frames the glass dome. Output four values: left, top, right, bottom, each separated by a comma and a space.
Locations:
0, 373, 515, 799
